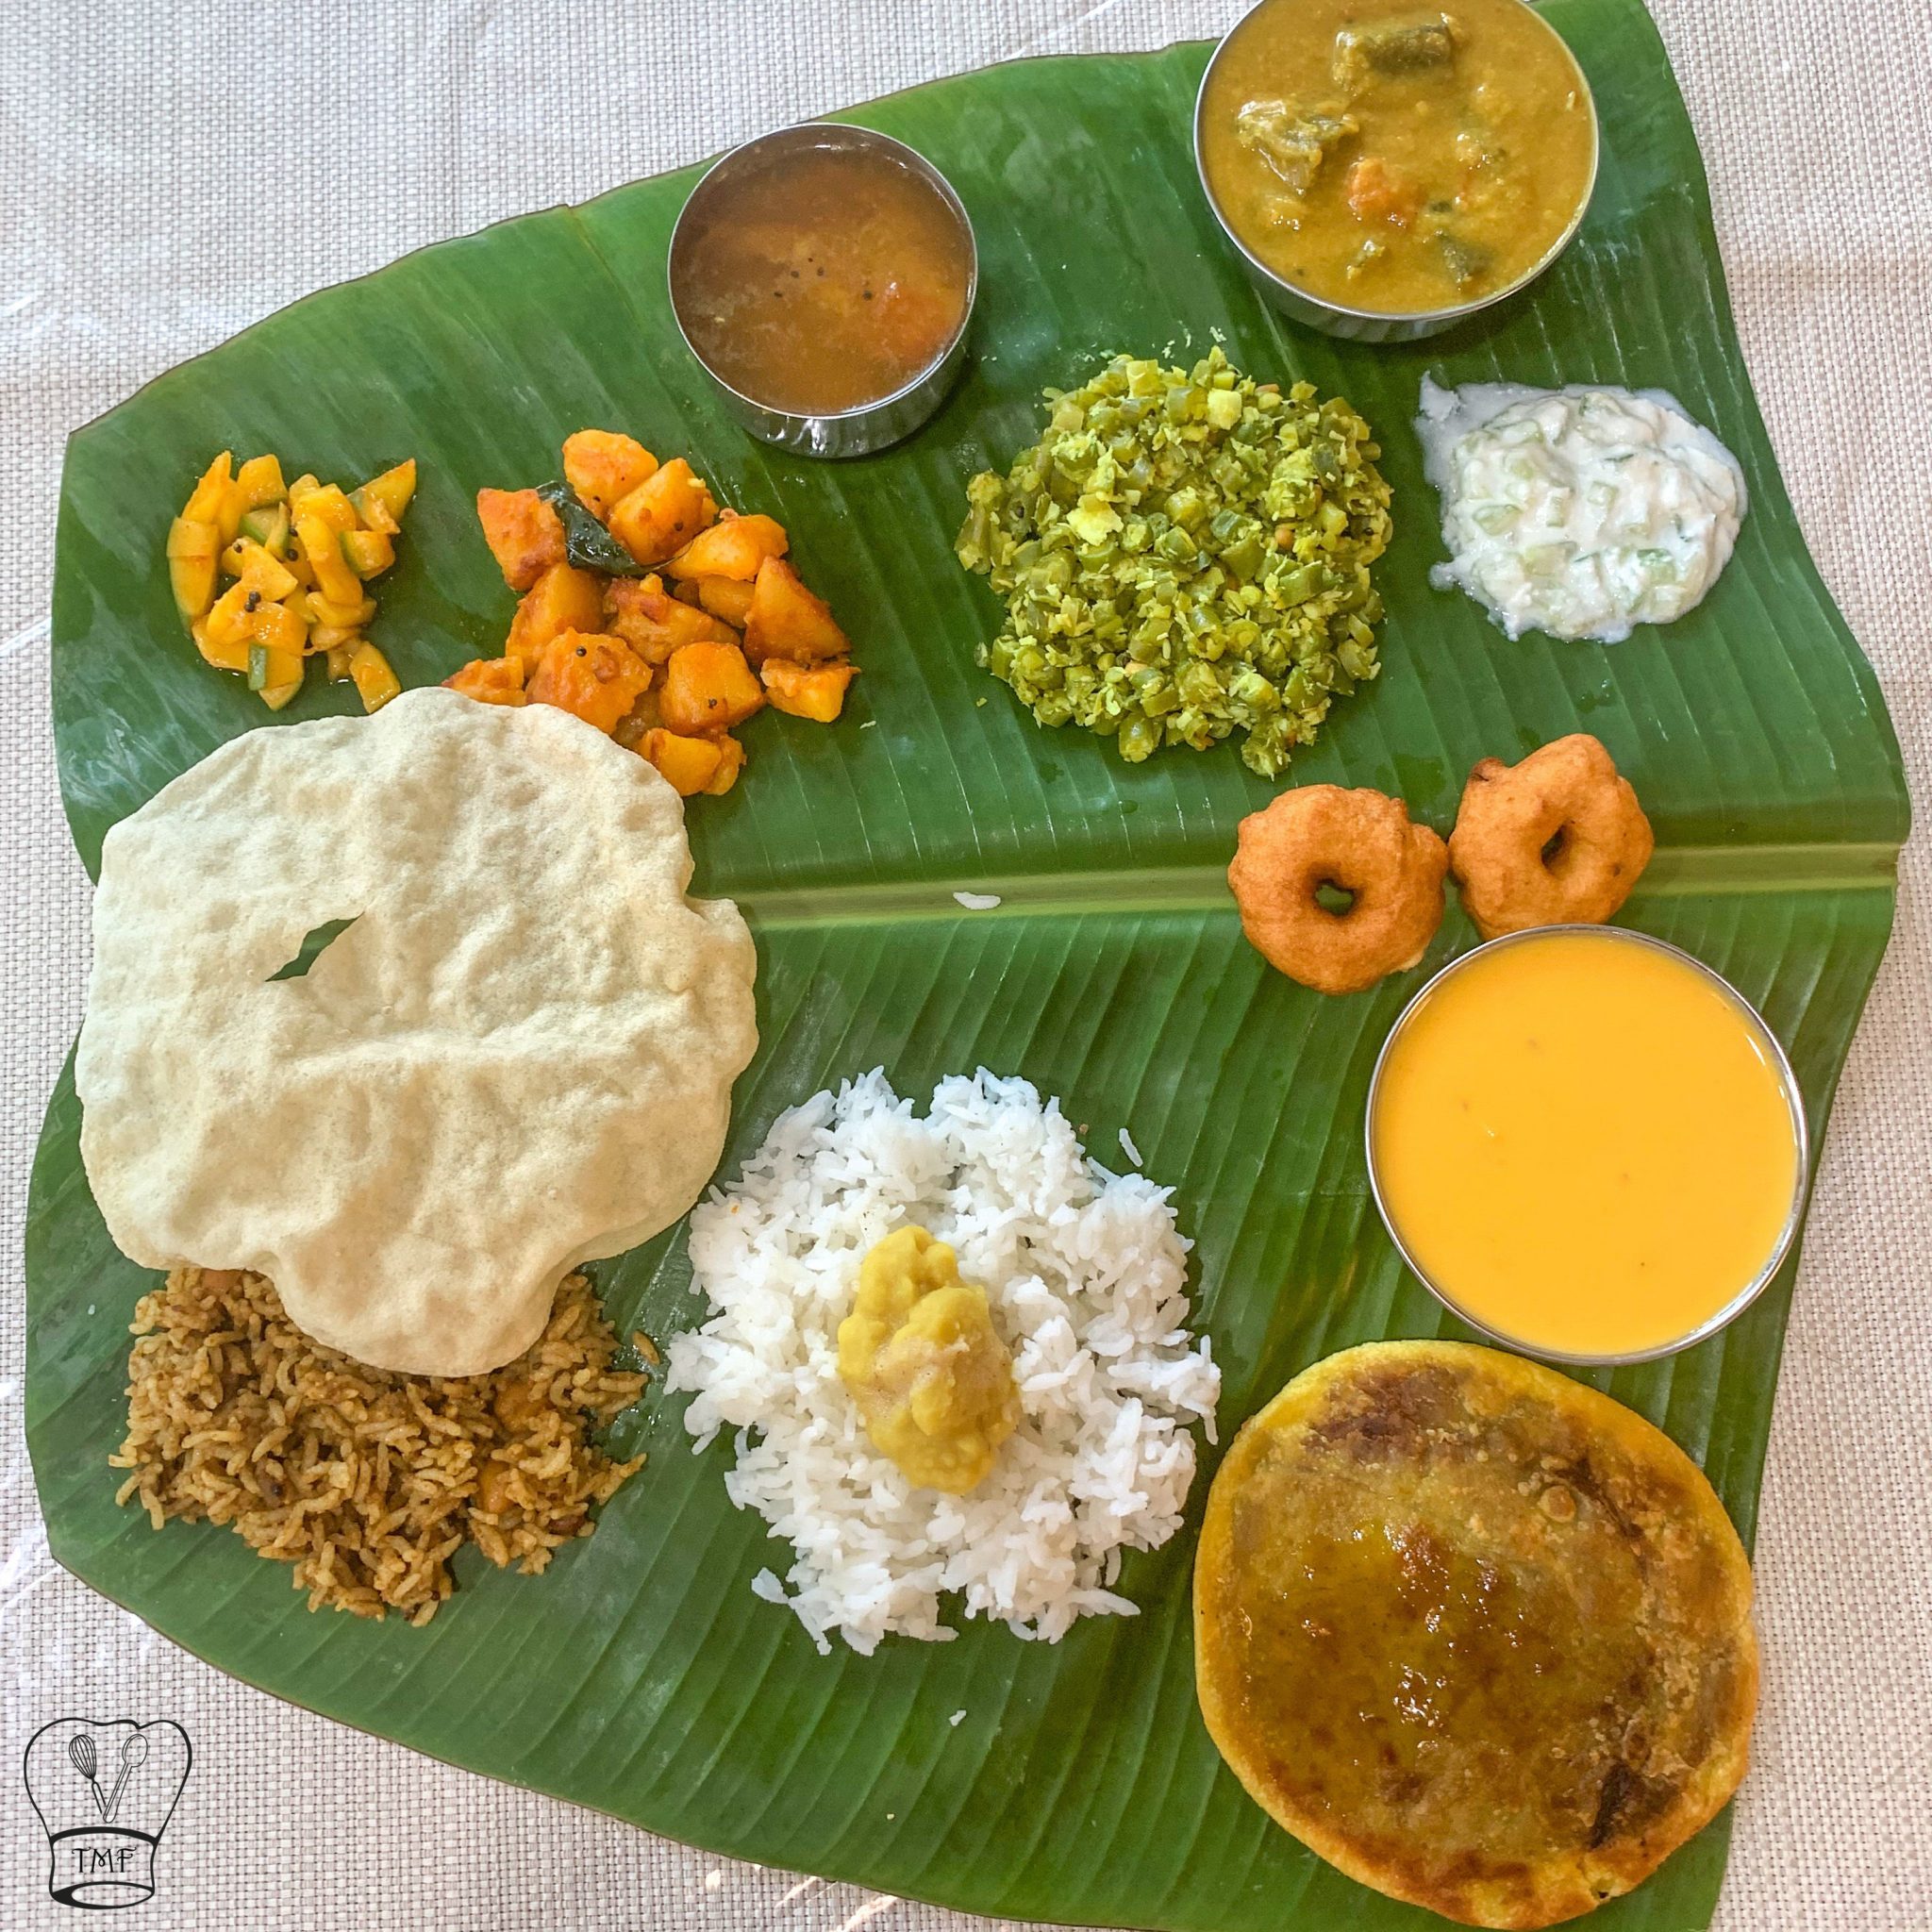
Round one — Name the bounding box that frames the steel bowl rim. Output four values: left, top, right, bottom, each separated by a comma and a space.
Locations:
1191, 0, 1602, 331
666, 120, 979, 430
1362, 924, 1812, 1369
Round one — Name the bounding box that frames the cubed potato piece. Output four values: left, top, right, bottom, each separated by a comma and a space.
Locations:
608, 458, 717, 568
702, 732, 746, 796
443, 656, 527, 707
741, 557, 850, 664
760, 658, 856, 724
664, 511, 788, 582
525, 629, 655, 735
477, 487, 567, 590
658, 641, 765, 735
507, 563, 607, 664
612, 684, 660, 750
691, 576, 757, 626
562, 430, 658, 522
640, 727, 724, 797
604, 574, 741, 664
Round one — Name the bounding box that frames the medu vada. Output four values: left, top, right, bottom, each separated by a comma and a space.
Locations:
1229, 787, 1448, 995
1449, 734, 1654, 941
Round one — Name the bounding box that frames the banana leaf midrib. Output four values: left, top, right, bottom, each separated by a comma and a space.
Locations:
740, 841, 1900, 927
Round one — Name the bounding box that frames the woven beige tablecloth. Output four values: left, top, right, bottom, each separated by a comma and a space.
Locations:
2, 4, 1926, 1927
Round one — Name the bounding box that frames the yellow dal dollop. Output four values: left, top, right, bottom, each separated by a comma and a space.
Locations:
837, 1225, 1020, 1493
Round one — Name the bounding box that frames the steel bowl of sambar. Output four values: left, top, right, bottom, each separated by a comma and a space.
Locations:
1193, 0, 1600, 342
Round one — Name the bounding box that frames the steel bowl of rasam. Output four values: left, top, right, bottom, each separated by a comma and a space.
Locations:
668, 123, 977, 458
1194, 0, 1600, 342
1365, 925, 1808, 1366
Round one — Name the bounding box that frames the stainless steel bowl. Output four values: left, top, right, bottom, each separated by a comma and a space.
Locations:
1364, 925, 1810, 1367
1192, 0, 1601, 343
667, 122, 977, 459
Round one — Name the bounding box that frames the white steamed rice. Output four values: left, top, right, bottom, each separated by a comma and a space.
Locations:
664, 1070, 1221, 1656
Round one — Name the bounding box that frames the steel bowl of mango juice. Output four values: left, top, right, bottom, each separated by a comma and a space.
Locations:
1366, 926, 1807, 1364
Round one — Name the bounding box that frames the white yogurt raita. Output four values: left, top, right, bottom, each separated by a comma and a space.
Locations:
1417, 377, 1747, 642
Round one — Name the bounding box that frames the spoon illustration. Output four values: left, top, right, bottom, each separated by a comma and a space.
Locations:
67, 1734, 108, 1819
103, 1732, 147, 1824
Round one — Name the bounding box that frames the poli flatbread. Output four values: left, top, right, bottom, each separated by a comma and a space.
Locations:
76, 689, 758, 1376
1194, 1340, 1757, 1929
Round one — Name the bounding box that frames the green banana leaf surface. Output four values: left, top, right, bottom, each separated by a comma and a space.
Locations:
29, 8, 1908, 1930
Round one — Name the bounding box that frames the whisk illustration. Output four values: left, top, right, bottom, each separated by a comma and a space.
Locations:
68, 1733, 107, 1818
69, 1728, 147, 1824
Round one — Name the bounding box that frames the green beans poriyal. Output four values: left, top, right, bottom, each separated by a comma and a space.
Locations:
956, 348, 1392, 776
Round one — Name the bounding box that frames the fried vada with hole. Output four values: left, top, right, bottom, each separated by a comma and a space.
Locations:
1449, 734, 1653, 941
1229, 787, 1448, 995
1194, 1340, 1758, 1929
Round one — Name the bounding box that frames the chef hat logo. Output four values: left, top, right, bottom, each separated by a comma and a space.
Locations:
23, 1718, 191, 1910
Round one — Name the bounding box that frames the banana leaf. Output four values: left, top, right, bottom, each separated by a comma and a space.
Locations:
28, 8, 1907, 1929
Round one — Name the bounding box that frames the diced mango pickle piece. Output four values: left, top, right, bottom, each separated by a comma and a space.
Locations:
180, 452, 234, 525
291, 481, 358, 534
205, 581, 259, 651
355, 459, 416, 527
341, 526, 395, 578
225, 539, 299, 602
296, 513, 365, 605
234, 453, 287, 509
250, 599, 308, 657
238, 502, 291, 556
247, 641, 305, 693
348, 641, 402, 712
166, 517, 220, 620
192, 621, 251, 674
